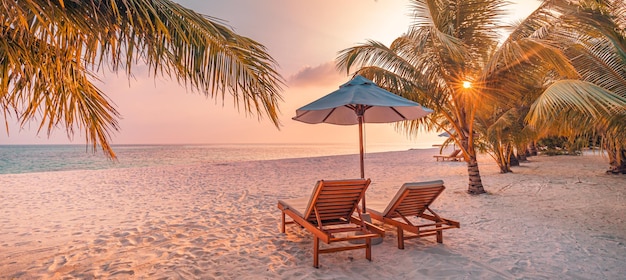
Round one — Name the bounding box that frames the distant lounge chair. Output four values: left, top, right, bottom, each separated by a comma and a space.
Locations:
433, 149, 464, 161
277, 178, 384, 268
366, 180, 459, 249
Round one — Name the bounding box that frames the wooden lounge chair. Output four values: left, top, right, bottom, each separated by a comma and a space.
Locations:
433, 149, 463, 161
366, 180, 459, 249
277, 178, 385, 268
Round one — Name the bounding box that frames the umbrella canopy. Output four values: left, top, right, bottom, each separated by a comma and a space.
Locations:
438, 131, 451, 137
294, 75, 432, 125
293, 75, 433, 212
438, 129, 462, 149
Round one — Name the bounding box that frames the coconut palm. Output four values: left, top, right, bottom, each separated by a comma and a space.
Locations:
467, 0, 626, 173
337, 0, 626, 193
494, 0, 626, 173
0, 0, 284, 158
337, 0, 528, 194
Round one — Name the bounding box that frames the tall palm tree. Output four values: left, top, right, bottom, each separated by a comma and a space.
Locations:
0, 0, 284, 158
337, 0, 519, 194
337, 0, 626, 193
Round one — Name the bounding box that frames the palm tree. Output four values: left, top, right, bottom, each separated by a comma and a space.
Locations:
492, 0, 626, 173
337, 0, 520, 194
337, 0, 626, 193
0, 0, 284, 158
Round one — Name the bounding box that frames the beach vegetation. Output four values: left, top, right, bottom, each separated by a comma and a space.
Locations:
520, 0, 626, 174
0, 0, 285, 158
537, 136, 584, 156
479, 0, 626, 173
336, 0, 626, 193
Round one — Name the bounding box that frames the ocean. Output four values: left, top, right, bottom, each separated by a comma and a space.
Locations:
0, 143, 428, 175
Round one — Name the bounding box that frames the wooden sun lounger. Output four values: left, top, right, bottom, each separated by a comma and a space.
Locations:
433, 149, 463, 161
277, 178, 385, 268
366, 180, 459, 249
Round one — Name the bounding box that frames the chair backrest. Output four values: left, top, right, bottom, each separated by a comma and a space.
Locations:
382, 180, 445, 218
449, 149, 461, 157
303, 179, 370, 225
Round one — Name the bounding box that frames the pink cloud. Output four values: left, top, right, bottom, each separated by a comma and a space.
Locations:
287, 62, 349, 88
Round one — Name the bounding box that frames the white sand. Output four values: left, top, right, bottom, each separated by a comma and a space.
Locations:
1, 148, 625, 279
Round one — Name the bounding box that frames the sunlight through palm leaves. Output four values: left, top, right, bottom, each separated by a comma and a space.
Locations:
336, 0, 626, 193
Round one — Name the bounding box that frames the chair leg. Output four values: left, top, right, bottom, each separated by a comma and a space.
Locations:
313, 236, 320, 268
366, 237, 371, 261
280, 211, 285, 233
436, 224, 443, 243
397, 227, 404, 249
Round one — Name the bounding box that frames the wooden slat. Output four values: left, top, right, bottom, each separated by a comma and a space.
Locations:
278, 178, 382, 268
366, 181, 459, 249
389, 188, 442, 218
319, 244, 368, 254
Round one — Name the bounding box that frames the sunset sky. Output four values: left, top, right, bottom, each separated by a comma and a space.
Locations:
4, 0, 540, 149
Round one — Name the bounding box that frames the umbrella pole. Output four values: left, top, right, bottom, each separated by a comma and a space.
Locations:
359, 117, 365, 179
358, 114, 366, 213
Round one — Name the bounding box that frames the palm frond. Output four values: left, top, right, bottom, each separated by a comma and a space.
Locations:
565, 38, 626, 98
527, 80, 626, 125
1, 0, 285, 157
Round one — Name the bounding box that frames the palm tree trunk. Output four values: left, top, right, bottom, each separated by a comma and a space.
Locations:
505, 144, 517, 169
527, 142, 538, 156
516, 152, 527, 162
607, 148, 626, 174
492, 141, 512, 173
462, 135, 486, 194
498, 144, 513, 173
510, 152, 520, 167
467, 156, 486, 194
516, 144, 527, 162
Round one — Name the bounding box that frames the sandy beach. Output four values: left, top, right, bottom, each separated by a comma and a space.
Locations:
1, 148, 625, 279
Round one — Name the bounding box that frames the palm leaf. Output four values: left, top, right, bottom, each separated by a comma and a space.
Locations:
1, 0, 284, 158
527, 80, 626, 125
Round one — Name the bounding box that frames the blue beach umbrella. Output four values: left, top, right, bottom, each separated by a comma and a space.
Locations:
293, 75, 433, 210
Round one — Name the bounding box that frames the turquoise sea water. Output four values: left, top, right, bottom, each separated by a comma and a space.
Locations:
0, 143, 425, 175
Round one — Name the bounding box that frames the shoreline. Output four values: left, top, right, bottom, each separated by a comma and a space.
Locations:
0, 144, 436, 175
1, 149, 625, 279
